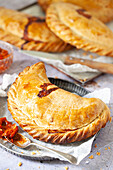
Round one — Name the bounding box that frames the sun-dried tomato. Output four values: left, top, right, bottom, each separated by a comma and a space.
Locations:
0, 117, 18, 140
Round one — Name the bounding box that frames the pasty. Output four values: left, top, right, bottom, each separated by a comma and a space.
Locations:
0, 7, 72, 52
8, 62, 110, 144
38, 0, 113, 23
46, 2, 113, 56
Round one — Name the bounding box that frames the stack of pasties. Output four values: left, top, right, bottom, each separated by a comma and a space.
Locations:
0, 1, 113, 55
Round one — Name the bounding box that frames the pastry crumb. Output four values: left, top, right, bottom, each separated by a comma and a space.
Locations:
36, 150, 40, 154
108, 147, 110, 149
38, 166, 40, 169
80, 78, 87, 82
64, 166, 68, 170
21, 152, 23, 154
94, 144, 97, 148
89, 155, 94, 159
89, 55, 93, 59
85, 160, 89, 164
93, 56, 97, 59
31, 152, 36, 155
84, 78, 87, 82
18, 162, 22, 167
55, 76, 58, 79
96, 152, 101, 156
83, 52, 87, 56
6, 169, 9, 170
105, 148, 107, 150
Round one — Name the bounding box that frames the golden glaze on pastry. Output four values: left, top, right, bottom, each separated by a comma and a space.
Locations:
38, 0, 113, 23
46, 2, 113, 57
8, 62, 110, 144
0, 28, 71, 52
0, 7, 72, 52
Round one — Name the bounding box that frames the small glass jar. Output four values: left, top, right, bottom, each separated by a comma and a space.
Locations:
0, 41, 13, 74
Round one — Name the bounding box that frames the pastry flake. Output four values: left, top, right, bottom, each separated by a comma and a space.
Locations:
8, 62, 110, 144
46, 2, 113, 57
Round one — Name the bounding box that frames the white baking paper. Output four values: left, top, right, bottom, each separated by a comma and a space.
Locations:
0, 74, 111, 165
0, 73, 17, 97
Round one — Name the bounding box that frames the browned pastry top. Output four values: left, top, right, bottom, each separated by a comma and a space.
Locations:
46, 2, 113, 56
0, 7, 72, 52
38, 0, 113, 23
0, 7, 60, 42
8, 62, 110, 143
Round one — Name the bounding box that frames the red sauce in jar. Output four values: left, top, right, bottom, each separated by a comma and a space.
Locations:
0, 117, 18, 142
0, 47, 13, 73
0, 48, 10, 60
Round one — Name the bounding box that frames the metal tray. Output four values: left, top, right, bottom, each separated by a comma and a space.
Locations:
0, 78, 90, 160
49, 78, 90, 96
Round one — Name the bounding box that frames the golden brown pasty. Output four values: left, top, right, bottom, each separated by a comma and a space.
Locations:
8, 62, 110, 144
38, 0, 113, 23
46, 2, 113, 57
0, 28, 71, 52
0, 7, 72, 52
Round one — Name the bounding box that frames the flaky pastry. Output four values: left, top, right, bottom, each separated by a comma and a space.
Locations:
8, 62, 110, 144
46, 2, 113, 57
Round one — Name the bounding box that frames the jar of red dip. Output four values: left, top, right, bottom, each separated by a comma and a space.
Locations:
0, 41, 13, 73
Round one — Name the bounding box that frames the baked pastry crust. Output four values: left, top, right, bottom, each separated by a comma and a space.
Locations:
8, 62, 110, 144
0, 7, 72, 52
38, 0, 113, 23
0, 28, 71, 52
46, 2, 113, 57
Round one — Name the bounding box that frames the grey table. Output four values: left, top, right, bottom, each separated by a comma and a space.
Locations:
0, 1, 113, 169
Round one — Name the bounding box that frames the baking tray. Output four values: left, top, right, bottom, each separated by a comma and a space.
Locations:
0, 78, 90, 160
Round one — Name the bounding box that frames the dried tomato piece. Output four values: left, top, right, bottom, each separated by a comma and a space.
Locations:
0, 54, 3, 60
0, 48, 9, 60
0, 117, 18, 139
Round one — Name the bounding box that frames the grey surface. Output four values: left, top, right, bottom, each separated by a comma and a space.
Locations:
0, 44, 113, 170
0, 1, 113, 169
0, 0, 37, 10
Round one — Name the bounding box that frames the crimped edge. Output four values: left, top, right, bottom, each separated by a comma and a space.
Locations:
38, 0, 113, 23
46, 3, 113, 56
0, 28, 72, 53
8, 62, 110, 144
